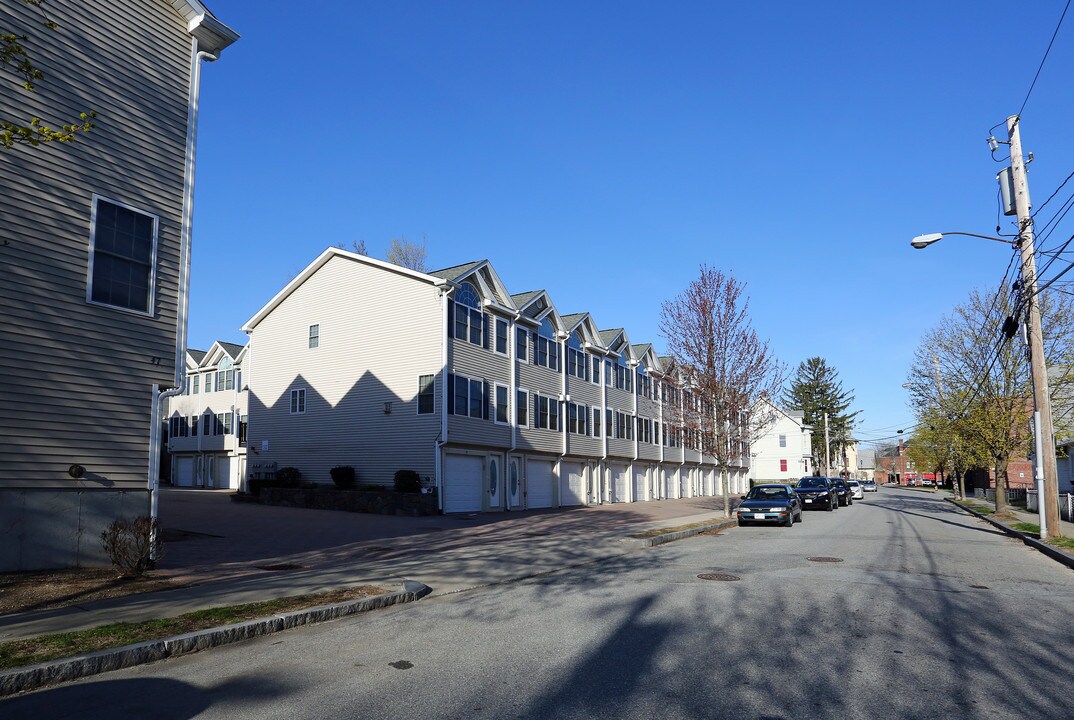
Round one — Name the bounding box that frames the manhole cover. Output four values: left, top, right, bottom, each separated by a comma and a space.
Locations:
697, 573, 741, 582
256, 563, 305, 571
969, 584, 990, 589
806, 556, 844, 563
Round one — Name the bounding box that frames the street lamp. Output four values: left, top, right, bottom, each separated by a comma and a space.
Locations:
910, 222, 1056, 537
909, 231, 1016, 250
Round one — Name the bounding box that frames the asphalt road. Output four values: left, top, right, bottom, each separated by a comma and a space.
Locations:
5, 488, 1074, 719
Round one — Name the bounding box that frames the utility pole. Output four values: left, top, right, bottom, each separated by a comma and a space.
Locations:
1007, 115, 1061, 539
823, 411, 831, 477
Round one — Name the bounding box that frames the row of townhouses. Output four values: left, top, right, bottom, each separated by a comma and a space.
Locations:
168, 248, 760, 512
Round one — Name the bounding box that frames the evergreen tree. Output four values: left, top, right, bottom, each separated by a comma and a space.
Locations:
782, 357, 860, 473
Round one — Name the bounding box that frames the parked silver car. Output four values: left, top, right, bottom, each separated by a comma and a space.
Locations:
847, 480, 864, 500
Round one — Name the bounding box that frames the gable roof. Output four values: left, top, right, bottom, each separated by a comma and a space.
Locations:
428, 261, 484, 282
599, 328, 624, 346
511, 290, 543, 308
243, 247, 446, 333
560, 313, 587, 330
218, 341, 245, 358
187, 348, 207, 364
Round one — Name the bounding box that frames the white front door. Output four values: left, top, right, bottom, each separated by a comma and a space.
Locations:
632, 466, 647, 502
215, 456, 232, 490
611, 464, 629, 502
487, 455, 503, 510
508, 455, 523, 509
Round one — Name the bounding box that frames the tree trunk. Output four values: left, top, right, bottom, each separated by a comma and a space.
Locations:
957, 470, 966, 500
994, 460, 1009, 513
721, 466, 730, 518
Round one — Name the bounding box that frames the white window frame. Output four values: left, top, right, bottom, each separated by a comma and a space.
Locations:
290, 388, 306, 414
779, 433, 787, 448
86, 194, 159, 317
494, 383, 510, 425
309, 324, 320, 349
494, 318, 509, 356
517, 388, 529, 427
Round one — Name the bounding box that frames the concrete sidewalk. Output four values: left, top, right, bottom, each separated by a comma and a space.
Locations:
0, 490, 736, 642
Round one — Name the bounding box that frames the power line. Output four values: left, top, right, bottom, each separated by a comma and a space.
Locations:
1018, 0, 1072, 117
1031, 167, 1074, 220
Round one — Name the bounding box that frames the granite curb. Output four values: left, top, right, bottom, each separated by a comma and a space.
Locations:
0, 579, 431, 698
945, 498, 1074, 571
622, 518, 739, 547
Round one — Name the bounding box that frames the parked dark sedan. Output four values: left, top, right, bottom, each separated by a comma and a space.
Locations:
828, 477, 853, 506
736, 484, 802, 527
794, 476, 837, 511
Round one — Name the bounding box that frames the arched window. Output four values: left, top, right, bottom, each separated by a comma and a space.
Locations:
534, 317, 560, 370
567, 331, 589, 381
451, 281, 485, 346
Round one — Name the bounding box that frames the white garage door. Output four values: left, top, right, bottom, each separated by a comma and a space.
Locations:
560, 462, 586, 506
444, 454, 483, 512
663, 468, 678, 499
527, 459, 555, 508
632, 466, 647, 502
610, 464, 629, 502
175, 457, 195, 487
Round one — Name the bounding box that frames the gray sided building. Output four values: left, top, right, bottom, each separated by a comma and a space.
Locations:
242, 249, 751, 512
0, 1, 237, 570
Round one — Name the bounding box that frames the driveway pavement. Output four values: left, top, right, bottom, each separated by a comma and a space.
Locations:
0, 489, 734, 641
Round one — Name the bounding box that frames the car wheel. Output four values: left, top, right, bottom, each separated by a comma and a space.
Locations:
826, 499, 835, 512
737, 519, 745, 527
848, 497, 853, 506
784, 513, 793, 527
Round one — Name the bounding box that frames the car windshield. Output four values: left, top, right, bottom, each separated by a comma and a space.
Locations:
748, 487, 789, 500
797, 478, 827, 489
848, 481, 860, 487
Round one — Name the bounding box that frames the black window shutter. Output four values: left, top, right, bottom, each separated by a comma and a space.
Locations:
482, 381, 490, 420
447, 374, 455, 415
483, 314, 491, 350
531, 331, 537, 365
447, 301, 455, 339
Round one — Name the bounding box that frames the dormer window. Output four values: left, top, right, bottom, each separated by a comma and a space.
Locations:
449, 281, 485, 347
533, 318, 560, 371
567, 333, 590, 381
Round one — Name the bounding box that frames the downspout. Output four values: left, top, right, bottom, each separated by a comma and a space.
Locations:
600, 352, 608, 504
560, 333, 568, 461
149, 43, 216, 563
435, 285, 452, 512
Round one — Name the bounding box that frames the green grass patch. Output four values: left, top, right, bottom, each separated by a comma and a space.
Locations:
0, 585, 385, 671
1011, 522, 1041, 536
959, 502, 995, 515
1047, 536, 1074, 553
630, 520, 721, 539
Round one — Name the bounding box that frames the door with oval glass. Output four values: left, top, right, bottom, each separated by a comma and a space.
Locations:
487, 454, 503, 510
507, 454, 523, 510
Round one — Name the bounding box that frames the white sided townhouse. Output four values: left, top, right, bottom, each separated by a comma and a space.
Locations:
749, 400, 814, 484
165, 342, 249, 490
0, 1, 237, 570
241, 248, 750, 512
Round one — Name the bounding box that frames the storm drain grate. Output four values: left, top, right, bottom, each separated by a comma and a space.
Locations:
806, 556, 844, 563
256, 563, 305, 571
698, 573, 741, 582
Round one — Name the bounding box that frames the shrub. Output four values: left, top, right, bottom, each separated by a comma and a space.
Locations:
101, 516, 162, 577
330, 465, 356, 488
275, 466, 302, 488
393, 469, 422, 493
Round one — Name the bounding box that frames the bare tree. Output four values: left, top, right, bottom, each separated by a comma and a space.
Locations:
385, 235, 427, 271
336, 240, 368, 255
660, 266, 786, 517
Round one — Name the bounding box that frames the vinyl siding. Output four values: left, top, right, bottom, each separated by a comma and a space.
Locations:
448, 336, 511, 447
0, 0, 193, 486
247, 255, 442, 486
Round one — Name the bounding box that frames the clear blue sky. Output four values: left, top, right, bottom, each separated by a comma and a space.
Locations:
190, 1, 1074, 448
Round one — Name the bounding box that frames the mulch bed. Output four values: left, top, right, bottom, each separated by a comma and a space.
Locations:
0, 568, 181, 616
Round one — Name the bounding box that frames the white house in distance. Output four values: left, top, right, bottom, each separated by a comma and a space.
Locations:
750, 400, 813, 483
240, 247, 751, 512
165, 342, 249, 490
0, 1, 237, 570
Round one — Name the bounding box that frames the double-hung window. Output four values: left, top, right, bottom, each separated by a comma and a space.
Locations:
534, 393, 560, 431
290, 388, 306, 414
494, 384, 509, 424
568, 402, 589, 435
190, 415, 198, 436
516, 327, 528, 361
309, 324, 320, 348
417, 375, 435, 414
87, 196, 158, 315
517, 389, 529, 426
193, 375, 199, 394
778, 434, 787, 448
533, 319, 560, 371
495, 318, 508, 355
592, 407, 601, 437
